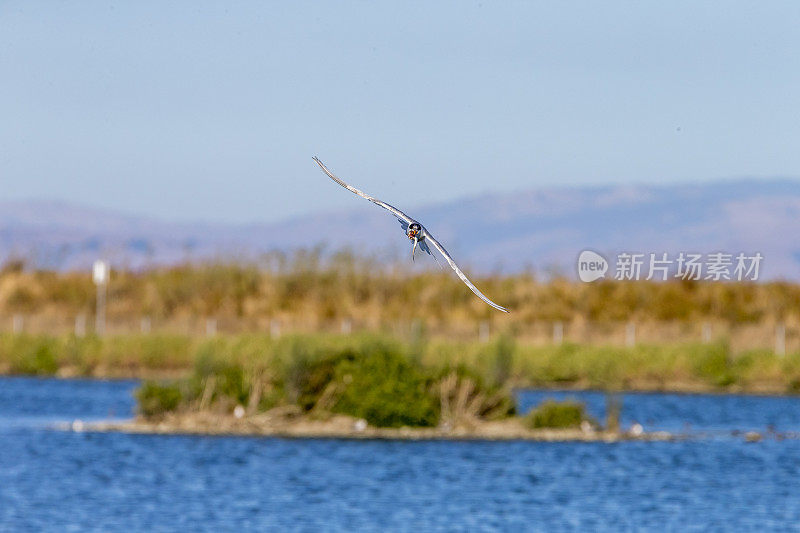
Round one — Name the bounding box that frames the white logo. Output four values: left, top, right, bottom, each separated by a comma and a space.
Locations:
577, 250, 608, 282
576, 250, 763, 282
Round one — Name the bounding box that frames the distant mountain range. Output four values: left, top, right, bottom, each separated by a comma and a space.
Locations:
2, 178, 799, 279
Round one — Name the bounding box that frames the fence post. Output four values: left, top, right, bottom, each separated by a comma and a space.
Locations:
411, 319, 422, 342
270, 319, 281, 338
553, 322, 564, 345
625, 322, 636, 347
702, 322, 712, 343
12, 314, 23, 334
75, 314, 86, 337
141, 316, 151, 334
341, 319, 352, 335
479, 321, 490, 342
776, 323, 786, 356
206, 318, 217, 337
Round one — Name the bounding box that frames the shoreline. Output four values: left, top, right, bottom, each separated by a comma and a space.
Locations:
70, 412, 676, 442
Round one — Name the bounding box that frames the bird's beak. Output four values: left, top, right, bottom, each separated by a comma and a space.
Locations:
412, 237, 418, 262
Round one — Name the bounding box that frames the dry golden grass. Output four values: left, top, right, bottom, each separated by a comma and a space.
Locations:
1, 252, 799, 352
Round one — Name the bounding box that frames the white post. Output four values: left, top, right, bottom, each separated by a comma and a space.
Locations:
479, 321, 490, 342
93, 260, 109, 336
553, 322, 564, 345
702, 322, 712, 343
411, 319, 422, 340
270, 319, 281, 338
776, 323, 786, 356
205, 318, 217, 337
95, 283, 106, 335
626, 322, 636, 347
141, 316, 151, 334
75, 314, 86, 337
12, 314, 23, 334
341, 319, 352, 335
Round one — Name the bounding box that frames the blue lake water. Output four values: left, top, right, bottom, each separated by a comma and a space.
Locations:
1, 377, 800, 531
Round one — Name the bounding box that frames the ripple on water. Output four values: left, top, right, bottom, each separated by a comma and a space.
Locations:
1, 377, 800, 531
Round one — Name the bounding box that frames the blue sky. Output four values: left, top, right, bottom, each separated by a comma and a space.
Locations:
2, 2, 799, 223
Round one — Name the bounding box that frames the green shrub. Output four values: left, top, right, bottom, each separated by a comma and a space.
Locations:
191, 345, 250, 405
7, 336, 60, 375
525, 399, 588, 429
285, 348, 355, 411
332, 343, 439, 428
691, 343, 735, 387
489, 334, 514, 387
136, 381, 183, 418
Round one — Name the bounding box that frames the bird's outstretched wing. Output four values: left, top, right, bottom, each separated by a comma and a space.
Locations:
314, 156, 505, 312
422, 229, 509, 313
313, 157, 415, 226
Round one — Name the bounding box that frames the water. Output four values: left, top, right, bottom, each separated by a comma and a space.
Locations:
517, 389, 800, 435
1, 377, 800, 531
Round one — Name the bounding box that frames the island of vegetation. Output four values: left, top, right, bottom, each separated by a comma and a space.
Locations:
85, 336, 666, 441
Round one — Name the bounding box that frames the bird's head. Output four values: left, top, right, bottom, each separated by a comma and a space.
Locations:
407, 223, 421, 239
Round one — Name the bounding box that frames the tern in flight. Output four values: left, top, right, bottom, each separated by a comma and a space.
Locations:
313, 157, 509, 313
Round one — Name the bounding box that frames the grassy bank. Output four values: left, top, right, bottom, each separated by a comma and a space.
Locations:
1, 332, 799, 394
